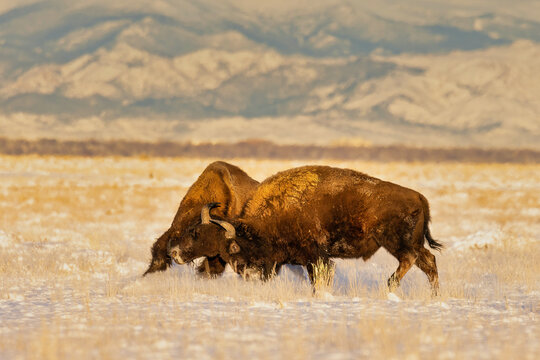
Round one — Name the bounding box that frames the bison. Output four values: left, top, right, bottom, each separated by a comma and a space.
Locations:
168, 165, 443, 294
143, 161, 259, 277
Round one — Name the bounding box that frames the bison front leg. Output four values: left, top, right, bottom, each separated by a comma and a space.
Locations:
307, 259, 335, 292
143, 230, 173, 276
387, 251, 417, 292
196, 256, 227, 278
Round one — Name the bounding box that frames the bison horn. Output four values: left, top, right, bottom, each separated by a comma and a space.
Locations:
210, 219, 236, 239
201, 202, 221, 224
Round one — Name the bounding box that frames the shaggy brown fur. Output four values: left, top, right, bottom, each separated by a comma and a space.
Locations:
189, 166, 443, 294
143, 161, 259, 276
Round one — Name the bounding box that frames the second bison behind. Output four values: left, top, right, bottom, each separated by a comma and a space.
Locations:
168, 165, 443, 294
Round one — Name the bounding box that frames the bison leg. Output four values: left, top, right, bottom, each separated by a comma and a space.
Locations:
196, 256, 227, 278
387, 251, 417, 292
143, 231, 172, 276
262, 262, 283, 280
416, 248, 440, 296
306, 263, 315, 284
307, 259, 335, 290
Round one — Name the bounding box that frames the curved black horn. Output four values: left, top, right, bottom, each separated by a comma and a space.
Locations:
210, 219, 236, 239
201, 202, 221, 224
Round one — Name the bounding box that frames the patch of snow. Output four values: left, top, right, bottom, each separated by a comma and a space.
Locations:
0, 230, 13, 247
250, 301, 282, 309
387, 292, 401, 302
436, 302, 451, 309
61, 263, 77, 272
4, 294, 25, 301
153, 340, 171, 350
316, 291, 336, 301
450, 228, 504, 251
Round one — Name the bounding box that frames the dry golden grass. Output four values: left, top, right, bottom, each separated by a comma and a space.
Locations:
0, 156, 538, 359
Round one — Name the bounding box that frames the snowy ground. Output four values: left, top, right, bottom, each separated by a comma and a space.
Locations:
0, 156, 538, 359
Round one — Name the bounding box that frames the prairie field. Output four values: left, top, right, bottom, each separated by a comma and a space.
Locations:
0, 155, 538, 359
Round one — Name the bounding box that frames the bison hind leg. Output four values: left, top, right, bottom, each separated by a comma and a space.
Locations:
387, 251, 417, 293
416, 248, 440, 296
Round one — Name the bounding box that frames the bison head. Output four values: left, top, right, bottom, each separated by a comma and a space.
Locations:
222, 228, 279, 280
167, 203, 241, 266
171, 203, 278, 280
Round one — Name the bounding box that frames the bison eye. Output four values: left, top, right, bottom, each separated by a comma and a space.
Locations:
229, 241, 241, 254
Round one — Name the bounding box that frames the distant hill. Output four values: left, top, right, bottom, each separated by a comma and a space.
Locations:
2, 137, 538, 163
1, 0, 539, 148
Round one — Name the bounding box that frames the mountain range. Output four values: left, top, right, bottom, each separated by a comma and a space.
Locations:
1, 0, 539, 148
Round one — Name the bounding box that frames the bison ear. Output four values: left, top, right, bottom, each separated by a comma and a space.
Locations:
229, 241, 241, 254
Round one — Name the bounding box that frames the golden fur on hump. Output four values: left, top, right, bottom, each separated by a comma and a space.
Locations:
244, 167, 320, 218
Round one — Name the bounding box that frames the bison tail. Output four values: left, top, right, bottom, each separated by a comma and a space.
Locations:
419, 194, 444, 251
425, 224, 443, 251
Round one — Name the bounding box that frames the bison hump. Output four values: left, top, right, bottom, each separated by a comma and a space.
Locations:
244, 168, 320, 217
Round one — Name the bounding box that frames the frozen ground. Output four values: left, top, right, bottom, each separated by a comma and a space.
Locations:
0, 156, 538, 359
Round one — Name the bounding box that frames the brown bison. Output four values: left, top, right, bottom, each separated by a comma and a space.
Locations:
143, 161, 259, 276
168, 165, 442, 294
